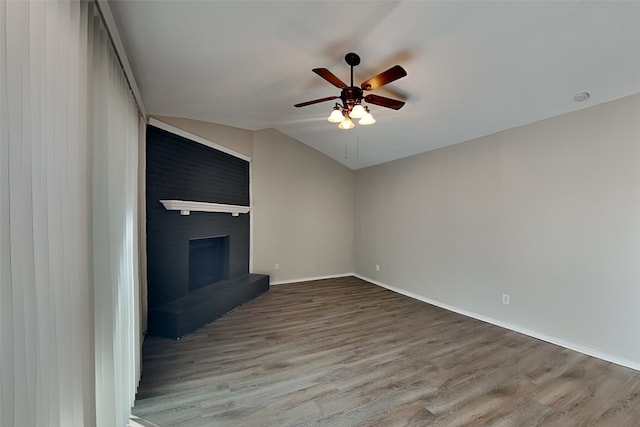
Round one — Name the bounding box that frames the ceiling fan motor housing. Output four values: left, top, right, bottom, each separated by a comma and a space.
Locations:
341, 87, 363, 110
341, 52, 363, 111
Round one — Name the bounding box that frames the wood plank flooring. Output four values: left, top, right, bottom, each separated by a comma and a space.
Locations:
133, 276, 640, 426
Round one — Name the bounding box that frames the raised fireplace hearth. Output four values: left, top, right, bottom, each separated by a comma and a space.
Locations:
148, 274, 269, 339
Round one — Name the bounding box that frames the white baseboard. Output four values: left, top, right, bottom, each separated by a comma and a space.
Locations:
270, 272, 355, 286
354, 274, 640, 372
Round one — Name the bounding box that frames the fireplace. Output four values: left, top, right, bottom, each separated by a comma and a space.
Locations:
146, 124, 269, 339
189, 236, 230, 290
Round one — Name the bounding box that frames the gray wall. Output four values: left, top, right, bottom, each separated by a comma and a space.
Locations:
252, 128, 354, 283
354, 93, 640, 368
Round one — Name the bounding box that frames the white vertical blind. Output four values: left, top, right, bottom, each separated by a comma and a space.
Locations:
91, 6, 141, 424
0, 1, 142, 426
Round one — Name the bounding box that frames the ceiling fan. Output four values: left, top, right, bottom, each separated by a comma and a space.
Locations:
295, 52, 407, 129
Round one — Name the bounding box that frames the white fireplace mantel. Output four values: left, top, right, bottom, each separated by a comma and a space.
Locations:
160, 200, 252, 217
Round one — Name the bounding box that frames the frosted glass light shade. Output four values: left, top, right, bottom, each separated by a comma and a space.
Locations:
338, 118, 355, 129
328, 108, 344, 123
350, 104, 366, 119
359, 111, 376, 125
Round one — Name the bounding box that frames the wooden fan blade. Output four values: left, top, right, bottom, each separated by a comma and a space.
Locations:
313, 68, 348, 89
294, 96, 338, 108
364, 94, 405, 110
361, 65, 407, 91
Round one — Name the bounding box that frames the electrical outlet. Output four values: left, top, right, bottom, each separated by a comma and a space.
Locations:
375, 264, 380, 272
274, 264, 279, 271
502, 293, 510, 305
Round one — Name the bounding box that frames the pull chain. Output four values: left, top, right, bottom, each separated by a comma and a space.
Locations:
344, 131, 359, 166
345, 133, 348, 159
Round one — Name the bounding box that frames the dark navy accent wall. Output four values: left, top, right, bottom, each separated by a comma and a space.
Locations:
146, 125, 249, 206
146, 125, 250, 307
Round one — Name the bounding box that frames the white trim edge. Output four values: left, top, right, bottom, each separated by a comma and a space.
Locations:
95, 0, 147, 118
270, 273, 354, 286
149, 118, 251, 162
354, 274, 640, 372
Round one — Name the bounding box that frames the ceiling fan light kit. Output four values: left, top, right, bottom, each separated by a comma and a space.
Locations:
295, 52, 407, 130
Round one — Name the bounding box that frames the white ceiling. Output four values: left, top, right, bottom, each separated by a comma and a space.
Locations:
109, 0, 640, 170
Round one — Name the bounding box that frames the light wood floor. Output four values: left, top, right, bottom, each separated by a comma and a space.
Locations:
133, 276, 640, 426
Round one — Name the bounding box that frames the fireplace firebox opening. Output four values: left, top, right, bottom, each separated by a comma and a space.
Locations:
188, 235, 230, 291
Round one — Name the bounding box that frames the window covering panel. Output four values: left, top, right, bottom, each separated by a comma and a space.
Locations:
0, 1, 141, 426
